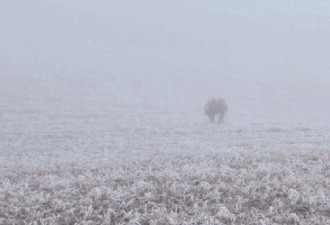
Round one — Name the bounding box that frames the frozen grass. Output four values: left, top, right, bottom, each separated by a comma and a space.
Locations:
1, 97, 330, 224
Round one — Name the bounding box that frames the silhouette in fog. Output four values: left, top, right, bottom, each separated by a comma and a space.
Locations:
204, 97, 228, 123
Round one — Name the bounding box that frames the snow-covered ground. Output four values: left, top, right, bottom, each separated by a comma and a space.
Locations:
1, 71, 330, 224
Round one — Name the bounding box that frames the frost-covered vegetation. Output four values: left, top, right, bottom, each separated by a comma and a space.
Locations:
1, 95, 330, 224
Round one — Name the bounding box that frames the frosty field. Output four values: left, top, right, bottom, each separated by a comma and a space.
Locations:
1, 95, 330, 225
2, 0, 330, 224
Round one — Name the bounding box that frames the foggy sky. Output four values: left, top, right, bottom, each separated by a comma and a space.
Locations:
1, 0, 330, 75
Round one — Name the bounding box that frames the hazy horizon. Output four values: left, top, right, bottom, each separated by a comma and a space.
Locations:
1, 0, 330, 125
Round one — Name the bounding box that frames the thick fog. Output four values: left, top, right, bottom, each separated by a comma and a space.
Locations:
1, 0, 330, 125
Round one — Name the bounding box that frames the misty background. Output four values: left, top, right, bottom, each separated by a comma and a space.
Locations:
1, 0, 330, 126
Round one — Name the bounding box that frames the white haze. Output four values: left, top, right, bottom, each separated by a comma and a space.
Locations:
3, 1, 330, 224
1, 0, 330, 125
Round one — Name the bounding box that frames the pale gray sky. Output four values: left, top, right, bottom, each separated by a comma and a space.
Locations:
1, 0, 330, 75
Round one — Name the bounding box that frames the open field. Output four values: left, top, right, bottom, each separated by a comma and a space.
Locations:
2, 0, 330, 224
1, 96, 330, 225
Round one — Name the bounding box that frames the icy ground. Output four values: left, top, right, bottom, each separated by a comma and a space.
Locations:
1, 93, 330, 225
1, 71, 330, 224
